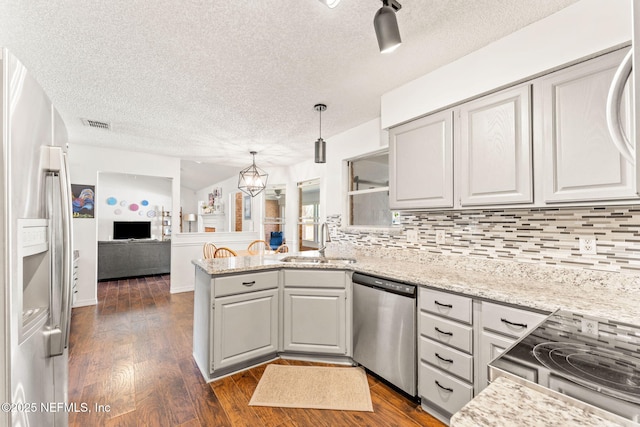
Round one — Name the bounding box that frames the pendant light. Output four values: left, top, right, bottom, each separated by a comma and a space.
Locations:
314, 103, 327, 164
374, 0, 402, 54
238, 151, 269, 197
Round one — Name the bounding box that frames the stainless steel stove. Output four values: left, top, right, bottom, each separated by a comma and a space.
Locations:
489, 310, 640, 424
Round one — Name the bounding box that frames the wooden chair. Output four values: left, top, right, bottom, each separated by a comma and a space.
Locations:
247, 239, 269, 254
203, 242, 217, 259
275, 244, 289, 253
214, 247, 237, 258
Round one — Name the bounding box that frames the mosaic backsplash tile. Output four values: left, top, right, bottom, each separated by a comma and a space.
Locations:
328, 205, 640, 274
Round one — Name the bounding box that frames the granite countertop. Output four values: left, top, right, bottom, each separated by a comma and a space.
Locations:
449, 377, 628, 427
192, 248, 640, 326
192, 248, 640, 426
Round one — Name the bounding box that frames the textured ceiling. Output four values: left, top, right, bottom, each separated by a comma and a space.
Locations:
0, 0, 578, 190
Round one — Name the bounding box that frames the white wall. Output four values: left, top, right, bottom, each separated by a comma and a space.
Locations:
381, 0, 632, 128
68, 144, 180, 307
97, 173, 172, 240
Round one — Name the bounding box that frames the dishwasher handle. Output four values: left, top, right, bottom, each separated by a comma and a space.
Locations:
352, 273, 416, 297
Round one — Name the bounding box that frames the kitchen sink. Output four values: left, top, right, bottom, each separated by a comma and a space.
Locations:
279, 256, 357, 265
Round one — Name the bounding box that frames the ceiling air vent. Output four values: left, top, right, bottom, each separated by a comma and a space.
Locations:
81, 118, 111, 130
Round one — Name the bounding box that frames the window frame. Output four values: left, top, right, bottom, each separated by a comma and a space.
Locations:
345, 149, 398, 229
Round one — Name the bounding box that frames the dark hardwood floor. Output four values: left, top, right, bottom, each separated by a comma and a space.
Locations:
68, 275, 445, 427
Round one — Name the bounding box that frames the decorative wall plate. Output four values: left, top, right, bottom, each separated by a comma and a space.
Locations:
147, 210, 156, 218
114, 208, 122, 215
141, 200, 149, 206
120, 200, 127, 206
130, 203, 139, 211
106, 197, 117, 206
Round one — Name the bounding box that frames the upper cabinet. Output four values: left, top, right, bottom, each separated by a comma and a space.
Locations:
459, 84, 533, 206
388, 47, 637, 211
389, 110, 454, 210
539, 48, 638, 203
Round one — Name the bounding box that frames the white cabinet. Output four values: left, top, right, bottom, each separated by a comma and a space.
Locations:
418, 288, 474, 424
539, 48, 638, 202
192, 269, 279, 380
388, 47, 640, 210
477, 301, 547, 390
389, 84, 532, 210
282, 270, 349, 356
389, 110, 454, 209
213, 288, 279, 370
459, 84, 533, 205
283, 288, 347, 355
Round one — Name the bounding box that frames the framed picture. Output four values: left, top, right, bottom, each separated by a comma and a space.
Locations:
243, 195, 251, 220
71, 184, 95, 218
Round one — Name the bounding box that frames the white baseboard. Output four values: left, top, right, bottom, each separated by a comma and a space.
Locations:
170, 284, 194, 294
72, 298, 97, 308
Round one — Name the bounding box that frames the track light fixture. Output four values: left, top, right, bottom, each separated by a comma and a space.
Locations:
374, 0, 402, 53
314, 104, 327, 164
238, 151, 269, 197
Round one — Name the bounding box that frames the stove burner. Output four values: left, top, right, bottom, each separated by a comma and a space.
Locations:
533, 342, 640, 404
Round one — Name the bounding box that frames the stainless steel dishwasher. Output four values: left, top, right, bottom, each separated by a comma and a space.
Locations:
352, 272, 417, 397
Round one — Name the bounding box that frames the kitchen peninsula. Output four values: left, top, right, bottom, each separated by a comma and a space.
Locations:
191, 246, 640, 426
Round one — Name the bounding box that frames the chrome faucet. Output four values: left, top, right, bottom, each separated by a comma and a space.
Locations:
318, 222, 332, 257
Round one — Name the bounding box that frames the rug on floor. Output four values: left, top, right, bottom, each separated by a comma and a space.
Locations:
248, 364, 374, 412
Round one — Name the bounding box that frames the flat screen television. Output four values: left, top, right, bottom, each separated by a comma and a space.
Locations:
113, 221, 151, 240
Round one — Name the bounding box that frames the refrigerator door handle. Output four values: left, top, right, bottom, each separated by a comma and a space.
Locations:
43, 146, 73, 357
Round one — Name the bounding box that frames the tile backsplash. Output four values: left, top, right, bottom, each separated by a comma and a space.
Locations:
329, 205, 640, 274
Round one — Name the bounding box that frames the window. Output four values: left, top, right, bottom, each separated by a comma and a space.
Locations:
347, 152, 395, 227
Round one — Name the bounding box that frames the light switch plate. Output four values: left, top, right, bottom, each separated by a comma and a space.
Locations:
435, 230, 445, 244
406, 229, 418, 243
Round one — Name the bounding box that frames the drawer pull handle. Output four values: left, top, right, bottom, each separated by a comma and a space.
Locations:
242, 281, 256, 286
434, 327, 453, 336
434, 300, 453, 309
435, 380, 453, 393
501, 318, 527, 329
435, 353, 453, 363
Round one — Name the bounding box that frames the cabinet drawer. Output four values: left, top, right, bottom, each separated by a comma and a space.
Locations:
214, 271, 279, 297
419, 362, 473, 416
420, 288, 472, 324
420, 312, 473, 353
283, 269, 346, 289
419, 336, 473, 383
482, 302, 547, 339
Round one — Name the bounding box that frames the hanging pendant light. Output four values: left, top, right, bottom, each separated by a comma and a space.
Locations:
374, 0, 402, 54
314, 103, 327, 164
238, 151, 269, 197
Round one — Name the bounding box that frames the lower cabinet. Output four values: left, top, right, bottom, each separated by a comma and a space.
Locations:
213, 288, 279, 370
283, 288, 347, 355
418, 287, 550, 423
418, 288, 474, 424
193, 267, 351, 382
476, 301, 548, 391
282, 269, 350, 356
192, 269, 280, 380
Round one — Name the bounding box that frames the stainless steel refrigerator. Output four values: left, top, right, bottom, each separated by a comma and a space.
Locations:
1, 48, 73, 427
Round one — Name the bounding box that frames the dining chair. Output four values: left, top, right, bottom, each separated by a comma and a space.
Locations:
203, 242, 217, 259
275, 244, 289, 253
247, 239, 269, 254
214, 247, 237, 258
269, 231, 283, 250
